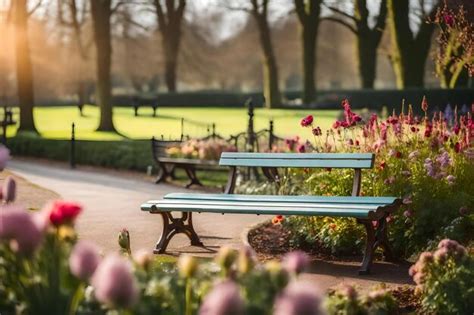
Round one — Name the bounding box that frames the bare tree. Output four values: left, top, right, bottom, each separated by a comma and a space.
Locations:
57, 0, 92, 112
12, 0, 38, 132
90, 0, 115, 131
325, 0, 387, 88
387, 0, 440, 88
294, 0, 323, 104
151, 0, 186, 92
225, 0, 281, 107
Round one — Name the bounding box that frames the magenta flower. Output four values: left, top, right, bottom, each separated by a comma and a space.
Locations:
312, 127, 322, 136
199, 280, 244, 315
92, 254, 139, 308
443, 13, 454, 27
300, 115, 314, 127
297, 144, 306, 153
273, 281, 323, 315
2, 176, 16, 203
282, 251, 310, 275
69, 241, 101, 280
459, 206, 469, 216
403, 209, 413, 218
0, 145, 10, 171
0, 205, 43, 255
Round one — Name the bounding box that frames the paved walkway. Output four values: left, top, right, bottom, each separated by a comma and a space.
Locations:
9, 159, 270, 255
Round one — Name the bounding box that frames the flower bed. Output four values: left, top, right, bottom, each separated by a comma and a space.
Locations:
166, 138, 237, 160
242, 99, 474, 258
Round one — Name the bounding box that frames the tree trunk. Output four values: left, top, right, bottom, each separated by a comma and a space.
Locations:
91, 0, 115, 132
254, 12, 281, 108
388, 0, 437, 88
163, 35, 179, 92
302, 25, 317, 103
357, 34, 377, 88
13, 0, 37, 132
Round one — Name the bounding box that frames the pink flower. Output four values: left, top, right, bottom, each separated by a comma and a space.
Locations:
403, 209, 413, 218
69, 241, 101, 280
297, 144, 306, 153
92, 254, 139, 308
300, 115, 314, 127
282, 251, 310, 275
0, 205, 43, 255
421, 96, 428, 113
273, 281, 323, 315
311, 127, 321, 136
0, 145, 10, 171
443, 13, 454, 27
199, 280, 244, 315
2, 176, 16, 203
47, 201, 82, 226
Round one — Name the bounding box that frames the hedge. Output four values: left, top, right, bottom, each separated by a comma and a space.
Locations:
8, 134, 154, 172
12, 88, 473, 114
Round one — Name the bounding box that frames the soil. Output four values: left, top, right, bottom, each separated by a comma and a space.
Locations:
1, 170, 60, 210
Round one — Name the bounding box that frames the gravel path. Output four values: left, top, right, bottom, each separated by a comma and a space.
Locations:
8, 159, 270, 255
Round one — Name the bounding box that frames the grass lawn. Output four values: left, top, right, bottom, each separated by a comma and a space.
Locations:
7, 105, 340, 141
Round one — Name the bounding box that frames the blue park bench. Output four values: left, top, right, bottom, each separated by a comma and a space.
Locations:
141, 152, 402, 275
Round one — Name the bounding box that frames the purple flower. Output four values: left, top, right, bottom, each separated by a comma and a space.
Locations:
282, 251, 310, 275
0, 145, 10, 171
92, 254, 139, 308
446, 175, 455, 185
2, 176, 16, 203
69, 241, 101, 280
0, 205, 43, 255
199, 280, 244, 315
273, 281, 323, 315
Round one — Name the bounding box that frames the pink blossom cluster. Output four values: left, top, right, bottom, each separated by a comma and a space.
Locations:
409, 239, 467, 289
332, 99, 362, 129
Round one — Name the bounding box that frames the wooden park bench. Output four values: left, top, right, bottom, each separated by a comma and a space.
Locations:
142, 152, 402, 274
151, 137, 220, 188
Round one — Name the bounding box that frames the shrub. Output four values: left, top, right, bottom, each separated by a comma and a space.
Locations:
324, 284, 398, 315
409, 239, 474, 314
244, 99, 474, 257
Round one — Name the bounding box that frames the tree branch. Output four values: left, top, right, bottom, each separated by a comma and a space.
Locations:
320, 16, 357, 34
28, 0, 43, 16
324, 3, 356, 21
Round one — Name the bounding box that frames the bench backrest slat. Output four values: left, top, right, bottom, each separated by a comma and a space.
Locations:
219, 152, 374, 169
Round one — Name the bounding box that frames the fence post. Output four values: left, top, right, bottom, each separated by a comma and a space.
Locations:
1, 107, 7, 145
70, 122, 76, 169
246, 98, 255, 152
180, 118, 184, 141
268, 119, 274, 151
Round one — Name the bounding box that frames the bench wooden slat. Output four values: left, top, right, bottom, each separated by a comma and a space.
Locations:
152, 199, 381, 210
163, 193, 398, 205
219, 152, 374, 169
158, 157, 219, 166
141, 202, 374, 218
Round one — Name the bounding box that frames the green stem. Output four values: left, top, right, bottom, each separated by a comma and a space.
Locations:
185, 278, 192, 315
69, 283, 85, 315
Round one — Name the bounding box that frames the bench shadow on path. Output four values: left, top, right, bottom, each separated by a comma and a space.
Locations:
307, 259, 413, 285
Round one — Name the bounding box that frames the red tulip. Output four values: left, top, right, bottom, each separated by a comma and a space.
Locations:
48, 200, 82, 226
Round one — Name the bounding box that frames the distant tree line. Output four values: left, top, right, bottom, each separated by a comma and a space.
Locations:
0, 0, 472, 134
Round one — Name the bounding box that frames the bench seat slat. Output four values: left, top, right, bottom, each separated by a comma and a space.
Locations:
153, 200, 381, 210
163, 193, 397, 205
142, 202, 374, 218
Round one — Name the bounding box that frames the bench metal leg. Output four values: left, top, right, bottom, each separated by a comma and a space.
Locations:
357, 215, 394, 275
184, 166, 203, 189
155, 164, 174, 184
154, 212, 203, 254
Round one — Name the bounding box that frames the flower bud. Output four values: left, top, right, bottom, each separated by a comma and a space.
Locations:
178, 254, 198, 278
133, 249, 153, 270
199, 280, 244, 315
237, 246, 255, 274
2, 176, 16, 203
69, 241, 101, 280
215, 246, 238, 273
282, 251, 310, 275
